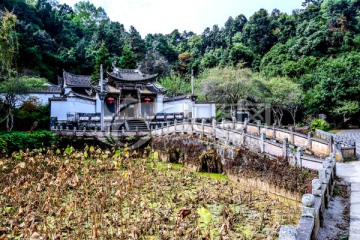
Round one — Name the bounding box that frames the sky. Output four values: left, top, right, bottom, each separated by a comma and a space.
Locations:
57, 0, 305, 37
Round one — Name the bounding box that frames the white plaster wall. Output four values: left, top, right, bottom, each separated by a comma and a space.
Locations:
51, 98, 96, 121
193, 104, 216, 118
163, 100, 215, 118
163, 99, 192, 114
25, 93, 61, 105
156, 94, 164, 114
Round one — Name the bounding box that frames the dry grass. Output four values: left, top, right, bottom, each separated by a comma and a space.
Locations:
0, 147, 300, 239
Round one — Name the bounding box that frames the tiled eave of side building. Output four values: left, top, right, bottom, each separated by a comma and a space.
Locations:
63, 70, 92, 88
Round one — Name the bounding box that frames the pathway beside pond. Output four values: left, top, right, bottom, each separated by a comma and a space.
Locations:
336, 130, 360, 240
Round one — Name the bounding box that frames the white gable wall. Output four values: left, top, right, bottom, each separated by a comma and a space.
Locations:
163, 99, 192, 114
193, 103, 216, 119
25, 93, 61, 105
51, 98, 96, 121
163, 99, 215, 119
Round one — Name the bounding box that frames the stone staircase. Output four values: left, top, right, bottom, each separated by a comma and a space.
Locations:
127, 119, 149, 132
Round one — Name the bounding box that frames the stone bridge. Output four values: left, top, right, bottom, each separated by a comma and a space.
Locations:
53, 119, 357, 168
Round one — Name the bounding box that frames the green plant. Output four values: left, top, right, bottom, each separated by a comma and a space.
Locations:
0, 130, 56, 154
310, 119, 330, 132
197, 207, 212, 238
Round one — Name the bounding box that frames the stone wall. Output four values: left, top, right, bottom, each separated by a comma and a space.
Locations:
279, 155, 336, 240
228, 174, 303, 202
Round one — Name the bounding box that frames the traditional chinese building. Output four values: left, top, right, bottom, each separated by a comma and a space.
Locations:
49, 65, 216, 129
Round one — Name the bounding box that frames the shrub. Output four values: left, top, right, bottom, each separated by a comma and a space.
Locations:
310, 119, 331, 132
0, 130, 56, 154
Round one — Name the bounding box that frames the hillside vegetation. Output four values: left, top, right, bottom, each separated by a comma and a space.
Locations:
0, 0, 360, 126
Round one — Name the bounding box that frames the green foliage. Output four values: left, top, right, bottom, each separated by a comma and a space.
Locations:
302, 52, 360, 122
228, 43, 254, 67
118, 44, 136, 69
12, 98, 50, 131
0, 130, 56, 153
310, 119, 331, 132
0, 10, 18, 75
0, 0, 360, 125
199, 66, 255, 104
260, 77, 303, 125
158, 75, 192, 97
91, 41, 111, 82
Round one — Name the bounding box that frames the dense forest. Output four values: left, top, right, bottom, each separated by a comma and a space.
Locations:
1, 0, 360, 128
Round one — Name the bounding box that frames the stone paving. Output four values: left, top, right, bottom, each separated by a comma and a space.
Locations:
337, 129, 360, 156
336, 130, 360, 240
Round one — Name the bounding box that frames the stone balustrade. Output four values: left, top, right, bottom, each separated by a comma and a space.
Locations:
279, 155, 336, 240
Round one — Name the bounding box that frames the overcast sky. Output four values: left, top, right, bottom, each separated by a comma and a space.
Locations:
57, 0, 304, 37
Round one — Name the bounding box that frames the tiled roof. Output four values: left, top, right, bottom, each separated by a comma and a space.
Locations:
49, 96, 67, 101
63, 71, 91, 87
24, 83, 62, 94
93, 84, 120, 94
163, 95, 190, 103
66, 91, 96, 101
147, 82, 166, 93
106, 85, 120, 93
108, 67, 158, 82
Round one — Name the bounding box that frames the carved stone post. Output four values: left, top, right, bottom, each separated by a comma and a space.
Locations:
312, 179, 323, 196
201, 118, 205, 136
307, 132, 313, 150
272, 123, 276, 139
227, 127, 230, 143
257, 121, 261, 135
296, 147, 303, 167
212, 119, 216, 137
329, 136, 334, 153
290, 126, 295, 144
283, 138, 289, 158
260, 132, 265, 153
242, 128, 246, 146
301, 194, 316, 218
319, 169, 328, 184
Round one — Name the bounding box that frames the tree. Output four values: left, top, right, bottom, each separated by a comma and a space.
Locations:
242, 9, 277, 57
302, 52, 360, 124
0, 75, 45, 131
139, 50, 169, 76
0, 10, 17, 75
229, 43, 254, 67
177, 51, 192, 76
72, 1, 109, 28
262, 77, 302, 126
91, 41, 111, 82
118, 44, 136, 69
128, 26, 146, 61
199, 67, 255, 115
332, 101, 360, 124
200, 52, 218, 69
